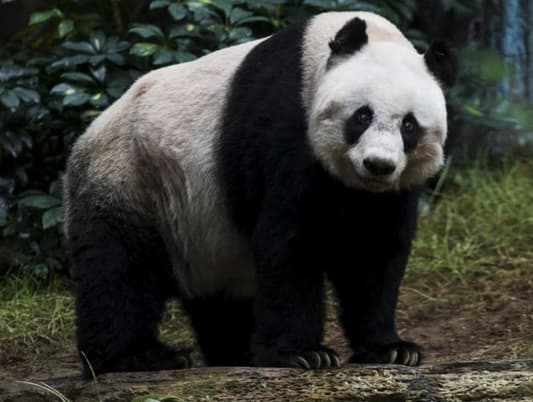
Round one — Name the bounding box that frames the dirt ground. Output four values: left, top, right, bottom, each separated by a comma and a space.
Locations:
1, 267, 532, 383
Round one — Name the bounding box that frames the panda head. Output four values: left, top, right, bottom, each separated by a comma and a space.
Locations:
308, 16, 456, 192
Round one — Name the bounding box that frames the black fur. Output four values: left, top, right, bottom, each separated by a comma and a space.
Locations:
182, 297, 254, 366
424, 40, 457, 88
329, 17, 368, 56
401, 112, 424, 153
220, 19, 421, 367
344, 105, 373, 144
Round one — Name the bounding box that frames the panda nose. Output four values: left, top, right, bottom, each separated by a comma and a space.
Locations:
363, 158, 396, 176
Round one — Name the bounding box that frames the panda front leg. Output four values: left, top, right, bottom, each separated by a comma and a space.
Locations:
328, 239, 422, 367
250, 213, 341, 370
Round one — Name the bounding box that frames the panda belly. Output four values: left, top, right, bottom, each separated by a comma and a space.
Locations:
164, 154, 256, 299
131, 40, 265, 299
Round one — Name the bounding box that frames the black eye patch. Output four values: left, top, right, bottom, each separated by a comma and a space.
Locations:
401, 113, 423, 152
344, 105, 373, 144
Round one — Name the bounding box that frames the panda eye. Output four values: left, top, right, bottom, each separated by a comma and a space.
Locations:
401, 113, 424, 153
401, 114, 418, 134
344, 105, 373, 144
355, 106, 373, 125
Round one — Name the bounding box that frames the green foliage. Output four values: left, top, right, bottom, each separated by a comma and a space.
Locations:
410, 159, 533, 280
0, 272, 74, 345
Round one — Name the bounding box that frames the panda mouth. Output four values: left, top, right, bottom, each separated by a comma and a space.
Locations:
355, 174, 396, 192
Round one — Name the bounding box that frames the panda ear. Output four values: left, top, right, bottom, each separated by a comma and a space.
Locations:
424, 40, 457, 89
329, 17, 368, 56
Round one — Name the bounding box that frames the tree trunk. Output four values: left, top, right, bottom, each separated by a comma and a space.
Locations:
1, 360, 532, 401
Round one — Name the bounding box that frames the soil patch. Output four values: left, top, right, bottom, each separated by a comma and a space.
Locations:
1, 268, 531, 383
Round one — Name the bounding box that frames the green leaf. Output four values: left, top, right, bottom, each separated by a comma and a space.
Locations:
91, 65, 106, 83
89, 55, 106, 66
175, 51, 196, 63
19, 133, 32, 149
48, 55, 90, 71
42, 206, 64, 229
235, 16, 269, 26
0, 134, 19, 157
302, 0, 335, 8
63, 92, 91, 106
153, 48, 175, 65
149, 0, 171, 9
90, 92, 109, 107
12, 87, 40, 103
229, 8, 253, 24
61, 72, 95, 86
19, 195, 61, 209
0, 90, 20, 110
168, 3, 187, 21
130, 24, 165, 40
51, 82, 76, 95
130, 42, 158, 57
106, 53, 125, 65
58, 19, 74, 38
228, 27, 252, 42
29, 8, 63, 25
62, 41, 96, 54
464, 105, 484, 117
90, 32, 107, 52
168, 26, 195, 39
106, 37, 130, 53
4, 131, 22, 156
210, 0, 232, 18
106, 83, 127, 98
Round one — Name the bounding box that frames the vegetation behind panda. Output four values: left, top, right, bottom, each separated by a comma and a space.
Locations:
63, 11, 456, 375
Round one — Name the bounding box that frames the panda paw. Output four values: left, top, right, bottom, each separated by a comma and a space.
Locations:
289, 348, 342, 369
350, 340, 422, 366
255, 347, 341, 369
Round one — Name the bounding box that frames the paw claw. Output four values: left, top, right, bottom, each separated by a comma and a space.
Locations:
310, 352, 321, 369
402, 350, 411, 365
331, 354, 341, 368
319, 351, 331, 368
388, 349, 398, 364
295, 355, 311, 369
408, 351, 419, 366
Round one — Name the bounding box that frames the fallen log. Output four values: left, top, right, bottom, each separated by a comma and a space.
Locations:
1, 359, 532, 401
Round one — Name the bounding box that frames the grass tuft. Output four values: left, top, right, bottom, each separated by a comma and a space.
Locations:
0, 273, 75, 346
410, 159, 533, 281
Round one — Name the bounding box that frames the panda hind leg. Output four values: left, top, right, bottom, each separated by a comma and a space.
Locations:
182, 297, 254, 366
68, 202, 192, 376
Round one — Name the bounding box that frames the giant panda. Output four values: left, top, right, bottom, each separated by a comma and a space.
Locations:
64, 11, 456, 375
